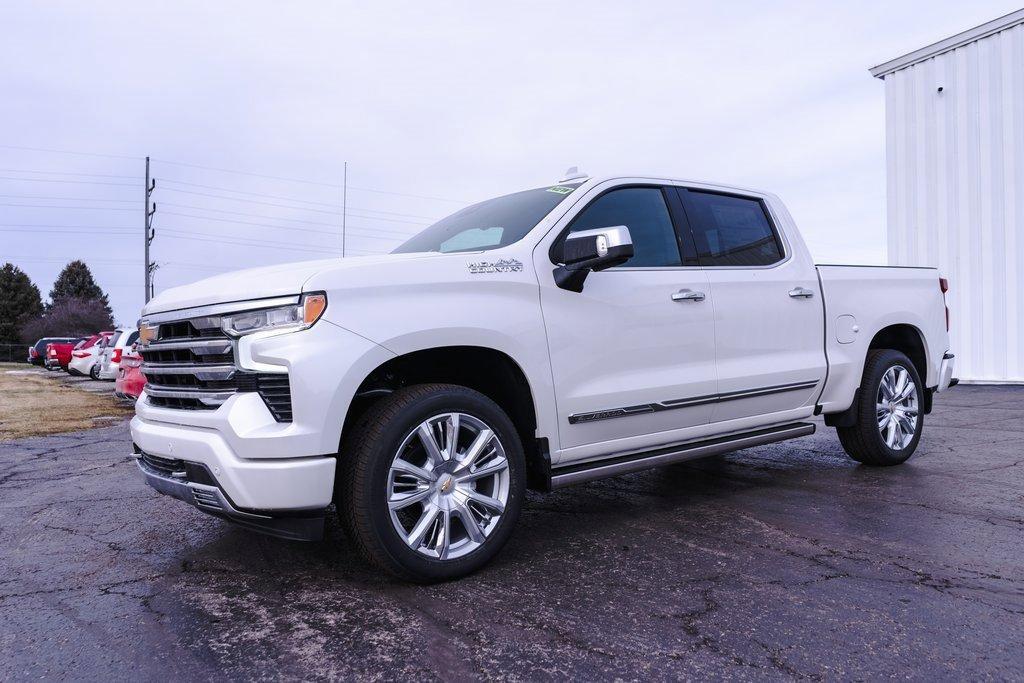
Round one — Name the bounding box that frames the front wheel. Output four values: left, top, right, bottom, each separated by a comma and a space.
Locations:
337, 384, 525, 582
89, 364, 100, 380
837, 349, 924, 466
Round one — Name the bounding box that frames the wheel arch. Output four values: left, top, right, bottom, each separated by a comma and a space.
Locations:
825, 323, 931, 428
341, 345, 549, 488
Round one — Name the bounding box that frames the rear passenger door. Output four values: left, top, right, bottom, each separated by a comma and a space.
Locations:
675, 188, 825, 424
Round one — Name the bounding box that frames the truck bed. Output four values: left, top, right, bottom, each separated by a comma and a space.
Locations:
815, 264, 948, 414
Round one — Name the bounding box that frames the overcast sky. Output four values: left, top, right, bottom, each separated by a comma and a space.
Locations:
2, 1, 1020, 324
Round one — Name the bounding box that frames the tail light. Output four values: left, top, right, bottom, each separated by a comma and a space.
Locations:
72, 351, 89, 358
48, 348, 57, 357
29, 348, 38, 358
111, 348, 123, 364
939, 277, 950, 331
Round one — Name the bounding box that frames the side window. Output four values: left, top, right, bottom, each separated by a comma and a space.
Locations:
566, 187, 682, 267
684, 191, 784, 267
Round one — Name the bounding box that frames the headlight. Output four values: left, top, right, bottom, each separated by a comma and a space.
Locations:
221, 293, 327, 337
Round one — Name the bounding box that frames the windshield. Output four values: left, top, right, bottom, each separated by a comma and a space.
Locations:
392, 183, 583, 254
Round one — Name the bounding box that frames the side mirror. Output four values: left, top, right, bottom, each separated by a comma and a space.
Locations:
553, 225, 634, 292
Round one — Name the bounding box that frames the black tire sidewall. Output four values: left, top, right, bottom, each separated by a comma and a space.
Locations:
861, 351, 924, 461
359, 387, 525, 581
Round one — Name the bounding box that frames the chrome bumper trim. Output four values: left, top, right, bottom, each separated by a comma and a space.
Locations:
937, 353, 956, 392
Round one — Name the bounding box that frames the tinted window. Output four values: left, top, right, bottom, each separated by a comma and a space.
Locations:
394, 184, 582, 254
126, 331, 139, 346
684, 191, 783, 267
566, 187, 681, 267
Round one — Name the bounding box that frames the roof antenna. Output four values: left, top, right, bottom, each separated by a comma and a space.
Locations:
559, 166, 589, 183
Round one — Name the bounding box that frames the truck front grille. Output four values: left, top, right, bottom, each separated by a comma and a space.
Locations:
140, 312, 293, 421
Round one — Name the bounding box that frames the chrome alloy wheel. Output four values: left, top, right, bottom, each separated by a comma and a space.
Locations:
387, 413, 510, 560
876, 365, 919, 450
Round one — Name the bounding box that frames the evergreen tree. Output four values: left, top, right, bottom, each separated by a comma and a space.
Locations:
0, 263, 44, 345
48, 260, 112, 317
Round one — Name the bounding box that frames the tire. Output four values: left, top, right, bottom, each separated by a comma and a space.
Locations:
836, 349, 924, 466
337, 383, 526, 583
89, 364, 100, 380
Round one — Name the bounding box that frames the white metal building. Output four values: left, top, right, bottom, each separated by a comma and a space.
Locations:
871, 9, 1024, 383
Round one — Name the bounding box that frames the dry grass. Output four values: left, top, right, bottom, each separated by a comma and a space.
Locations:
0, 363, 134, 440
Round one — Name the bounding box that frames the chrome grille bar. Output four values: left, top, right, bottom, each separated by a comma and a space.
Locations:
144, 386, 235, 406
141, 363, 235, 380
139, 338, 232, 354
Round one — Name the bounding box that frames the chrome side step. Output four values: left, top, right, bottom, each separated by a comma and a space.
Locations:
548, 422, 816, 489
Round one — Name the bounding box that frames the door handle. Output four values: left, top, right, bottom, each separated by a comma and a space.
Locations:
672, 289, 706, 302
789, 287, 815, 299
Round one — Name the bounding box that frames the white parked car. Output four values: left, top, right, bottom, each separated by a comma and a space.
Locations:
97, 327, 139, 381
131, 172, 956, 582
68, 332, 114, 379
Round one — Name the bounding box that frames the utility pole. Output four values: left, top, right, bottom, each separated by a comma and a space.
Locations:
143, 156, 156, 302
342, 161, 347, 258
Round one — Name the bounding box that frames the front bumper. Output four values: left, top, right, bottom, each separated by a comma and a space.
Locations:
132, 447, 328, 541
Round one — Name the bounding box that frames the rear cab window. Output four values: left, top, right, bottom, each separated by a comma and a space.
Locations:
679, 190, 784, 267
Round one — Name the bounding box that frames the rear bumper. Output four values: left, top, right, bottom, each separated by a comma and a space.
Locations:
937, 353, 956, 392
132, 449, 326, 541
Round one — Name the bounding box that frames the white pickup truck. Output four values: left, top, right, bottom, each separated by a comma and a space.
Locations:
131, 172, 956, 581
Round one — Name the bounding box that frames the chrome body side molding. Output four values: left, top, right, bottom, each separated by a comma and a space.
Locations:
568, 380, 820, 424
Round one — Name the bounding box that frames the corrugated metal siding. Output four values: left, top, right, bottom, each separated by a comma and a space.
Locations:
884, 21, 1024, 382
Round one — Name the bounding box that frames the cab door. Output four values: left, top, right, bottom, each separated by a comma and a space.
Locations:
536, 184, 718, 462
675, 188, 825, 424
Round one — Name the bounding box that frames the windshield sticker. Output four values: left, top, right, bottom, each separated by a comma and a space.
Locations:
468, 258, 523, 274
546, 185, 575, 195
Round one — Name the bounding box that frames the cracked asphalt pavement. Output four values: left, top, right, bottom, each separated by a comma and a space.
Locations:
1, 385, 1023, 680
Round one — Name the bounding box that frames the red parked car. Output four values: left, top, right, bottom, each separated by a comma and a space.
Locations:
44, 339, 84, 372
115, 343, 146, 400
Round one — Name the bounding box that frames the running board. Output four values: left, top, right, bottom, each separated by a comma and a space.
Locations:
548, 422, 816, 490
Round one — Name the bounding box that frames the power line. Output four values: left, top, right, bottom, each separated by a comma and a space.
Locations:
151, 158, 341, 188
0, 220, 414, 241
158, 186, 344, 215
0, 203, 135, 211
158, 178, 439, 220
0, 144, 139, 160
0, 227, 134, 235
0, 175, 135, 187
0, 223, 135, 229
348, 185, 469, 204
160, 202, 429, 228
0, 193, 135, 202
160, 210, 417, 238
0, 169, 137, 180
158, 178, 340, 207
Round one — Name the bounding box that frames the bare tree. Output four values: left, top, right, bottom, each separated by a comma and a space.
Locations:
19, 297, 115, 344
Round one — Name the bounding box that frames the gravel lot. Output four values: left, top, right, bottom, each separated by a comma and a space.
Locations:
1, 384, 1022, 680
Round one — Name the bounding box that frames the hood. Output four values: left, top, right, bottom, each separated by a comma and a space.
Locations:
141, 253, 435, 317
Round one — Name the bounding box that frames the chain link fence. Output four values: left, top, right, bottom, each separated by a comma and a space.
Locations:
0, 343, 29, 363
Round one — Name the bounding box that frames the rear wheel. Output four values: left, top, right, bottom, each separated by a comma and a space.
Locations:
836, 349, 924, 466
89, 364, 100, 380
337, 384, 525, 582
